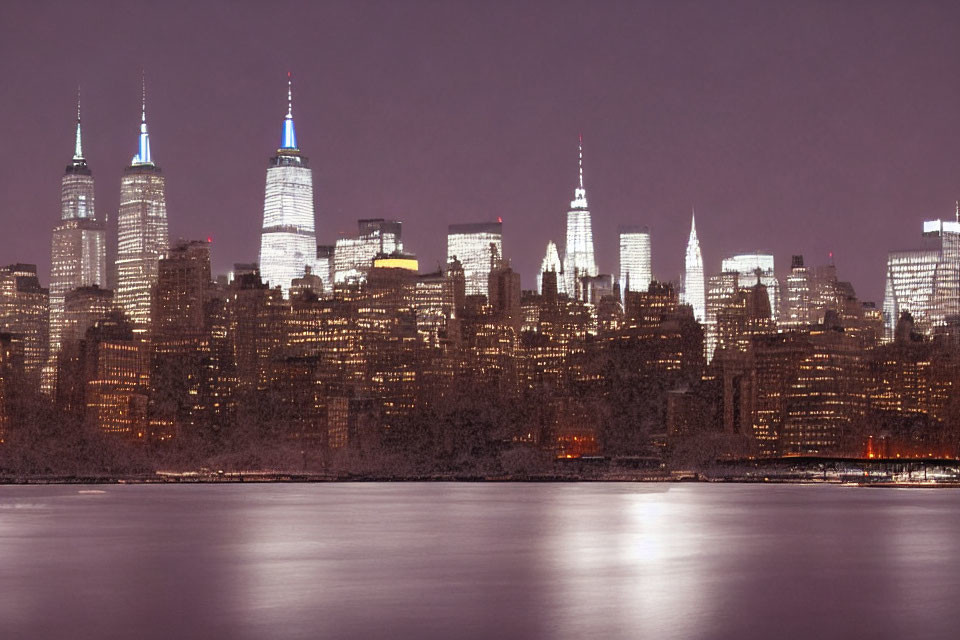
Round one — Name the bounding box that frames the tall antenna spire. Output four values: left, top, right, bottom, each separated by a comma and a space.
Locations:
287, 71, 293, 118
280, 71, 299, 151
570, 133, 588, 209
955, 200, 958, 223
73, 86, 84, 161
578, 132, 584, 189
132, 72, 153, 166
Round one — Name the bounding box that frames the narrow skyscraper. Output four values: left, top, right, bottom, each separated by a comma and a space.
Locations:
259, 73, 317, 297
563, 135, 597, 299
49, 94, 106, 365
116, 79, 169, 331
619, 226, 651, 301
682, 211, 705, 323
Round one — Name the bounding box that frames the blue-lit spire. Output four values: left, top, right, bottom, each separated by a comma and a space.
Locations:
281, 72, 298, 151
132, 75, 153, 166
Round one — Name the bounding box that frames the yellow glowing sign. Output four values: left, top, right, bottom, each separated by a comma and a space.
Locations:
373, 257, 418, 271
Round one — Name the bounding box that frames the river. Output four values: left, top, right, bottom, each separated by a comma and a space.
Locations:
1, 483, 958, 639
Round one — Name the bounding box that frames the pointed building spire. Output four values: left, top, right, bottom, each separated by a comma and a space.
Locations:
578, 132, 584, 189
280, 71, 299, 151
570, 133, 588, 209
73, 87, 84, 162
287, 72, 293, 118
955, 200, 958, 223
132, 73, 153, 166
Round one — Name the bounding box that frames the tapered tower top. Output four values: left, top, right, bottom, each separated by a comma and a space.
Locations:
131, 75, 153, 166
570, 133, 588, 210
73, 88, 84, 162
66, 88, 91, 175
280, 71, 299, 152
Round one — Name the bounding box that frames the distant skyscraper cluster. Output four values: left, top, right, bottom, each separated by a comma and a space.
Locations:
1, 75, 959, 469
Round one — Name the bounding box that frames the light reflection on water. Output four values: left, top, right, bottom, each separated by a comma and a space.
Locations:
1, 484, 959, 640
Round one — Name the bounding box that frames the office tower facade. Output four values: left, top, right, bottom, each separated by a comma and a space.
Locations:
115, 85, 168, 331
563, 137, 597, 299
152, 240, 212, 350
334, 219, 403, 285
783, 256, 850, 328
681, 212, 705, 323
414, 270, 458, 346
447, 221, 502, 298
721, 253, 779, 321
61, 286, 115, 346
705, 271, 741, 362
49, 99, 107, 362
783, 255, 813, 328
0, 264, 49, 384
619, 226, 651, 301
538, 240, 564, 295
882, 217, 960, 340
315, 245, 335, 294
75, 313, 150, 437
259, 74, 316, 296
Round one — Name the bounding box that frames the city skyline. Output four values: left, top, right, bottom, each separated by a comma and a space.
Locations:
2, 2, 960, 304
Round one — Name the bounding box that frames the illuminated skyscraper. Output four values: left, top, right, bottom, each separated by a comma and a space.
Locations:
619, 226, 651, 301
447, 221, 502, 298
883, 216, 960, 340
259, 73, 316, 296
563, 136, 597, 299
537, 240, 563, 295
115, 80, 169, 331
49, 96, 106, 369
334, 219, 402, 285
681, 212, 705, 324
721, 253, 779, 322
705, 271, 740, 363
0, 264, 49, 384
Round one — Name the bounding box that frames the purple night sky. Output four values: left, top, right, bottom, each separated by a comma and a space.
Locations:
1, 0, 959, 303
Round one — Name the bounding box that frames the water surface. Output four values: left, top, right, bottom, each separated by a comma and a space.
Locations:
1, 483, 958, 639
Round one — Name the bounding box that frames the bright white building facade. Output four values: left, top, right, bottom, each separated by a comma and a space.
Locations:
49, 99, 106, 359
720, 252, 779, 321
259, 75, 316, 297
681, 212, 705, 323
619, 226, 651, 301
334, 219, 403, 285
537, 240, 564, 295
447, 221, 502, 298
562, 137, 597, 299
115, 84, 168, 331
882, 217, 960, 340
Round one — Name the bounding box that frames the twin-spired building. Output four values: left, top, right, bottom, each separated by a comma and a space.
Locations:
115, 86, 169, 331
258, 74, 317, 297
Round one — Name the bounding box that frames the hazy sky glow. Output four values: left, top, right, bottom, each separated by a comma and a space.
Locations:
1, 0, 959, 302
